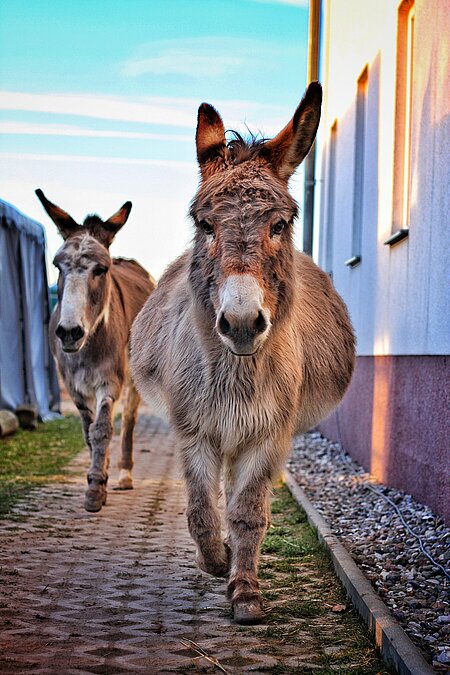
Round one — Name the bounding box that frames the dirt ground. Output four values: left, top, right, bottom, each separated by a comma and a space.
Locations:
0, 414, 389, 674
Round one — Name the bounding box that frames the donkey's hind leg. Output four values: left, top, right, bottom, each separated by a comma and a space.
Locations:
181, 438, 230, 578
117, 382, 140, 489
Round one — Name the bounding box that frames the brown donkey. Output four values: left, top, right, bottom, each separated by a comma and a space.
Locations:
131, 82, 355, 623
36, 189, 156, 512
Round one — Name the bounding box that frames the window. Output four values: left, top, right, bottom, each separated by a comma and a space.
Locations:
346, 66, 368, 267
386, 0, 415, 246
325, 121, 337, 276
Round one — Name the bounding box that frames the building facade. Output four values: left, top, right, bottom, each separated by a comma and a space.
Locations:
309, 0, 449, 522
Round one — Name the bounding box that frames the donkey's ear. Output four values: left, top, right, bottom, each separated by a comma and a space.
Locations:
35, 189, 81, 239
102, 201, 132, 246
196, 103, 226, 179
265, 82, 322, 181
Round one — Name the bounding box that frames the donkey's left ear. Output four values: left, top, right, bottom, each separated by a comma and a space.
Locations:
35, 188, 81, 240
265, 81, 322, 181
196, 103, 227, 179
102, 201, 132, 246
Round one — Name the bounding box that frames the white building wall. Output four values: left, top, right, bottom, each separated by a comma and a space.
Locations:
315, 0, 450, 356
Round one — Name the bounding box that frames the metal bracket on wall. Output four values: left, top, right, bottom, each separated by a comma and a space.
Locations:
344, 255, 361, 267
384, 229, 409, 246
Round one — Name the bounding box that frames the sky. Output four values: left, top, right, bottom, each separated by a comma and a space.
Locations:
0, 0, 309, 282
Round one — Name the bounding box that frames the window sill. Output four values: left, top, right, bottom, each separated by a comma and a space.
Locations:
345, 255, 361, 268
384, 229, 409, 246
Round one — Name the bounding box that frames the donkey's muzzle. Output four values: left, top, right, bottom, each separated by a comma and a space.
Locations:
56, 323, 85, 352
216, 274, 271, 356
217, 309, 268, 356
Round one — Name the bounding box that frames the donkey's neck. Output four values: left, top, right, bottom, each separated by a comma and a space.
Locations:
92, 279, 112, 333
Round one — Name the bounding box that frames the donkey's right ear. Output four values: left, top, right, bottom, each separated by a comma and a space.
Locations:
196, 103, 227, 179
265, 82, 322, 181
35, 189, 81, 240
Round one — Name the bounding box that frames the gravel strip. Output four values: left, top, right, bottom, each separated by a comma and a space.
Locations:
287, 431, 450, 672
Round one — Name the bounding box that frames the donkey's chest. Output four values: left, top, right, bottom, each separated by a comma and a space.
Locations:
211, 388, 278, 452
68, 367, 102, 398
60, 354, 118, 403
173, 367, 293, 452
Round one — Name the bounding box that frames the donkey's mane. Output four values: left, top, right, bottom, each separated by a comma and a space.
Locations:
226, 130, 270, 166
83, 214, 103, 227
80, 214, 118, 241
83, 214, 116, 231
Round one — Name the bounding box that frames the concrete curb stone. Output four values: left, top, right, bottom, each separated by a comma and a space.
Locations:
285, 469, 435, 675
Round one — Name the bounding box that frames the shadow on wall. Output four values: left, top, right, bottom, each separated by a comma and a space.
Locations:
321, 356, 449, 524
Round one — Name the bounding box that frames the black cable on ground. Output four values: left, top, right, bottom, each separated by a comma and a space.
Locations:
334, 408, 450, 582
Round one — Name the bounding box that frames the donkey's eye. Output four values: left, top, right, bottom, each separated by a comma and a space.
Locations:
198, 220, 215, 237
93, 266, 107, 277
271, 220, 287, 237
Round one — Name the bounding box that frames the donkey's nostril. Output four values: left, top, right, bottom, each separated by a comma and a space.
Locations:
218, 313, 231, 336
71, 325, 85, 341
254, 310, 268, 335
56, 323, 84, 343
55, 324, 67, 340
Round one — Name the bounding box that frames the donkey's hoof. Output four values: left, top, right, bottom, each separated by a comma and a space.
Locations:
197, 543, 230, 578
233, 598, 264, 625
84, 485, 107, 512
117, 469, 133, 490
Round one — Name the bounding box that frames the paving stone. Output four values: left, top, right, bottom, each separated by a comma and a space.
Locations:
0, 414, 387, 674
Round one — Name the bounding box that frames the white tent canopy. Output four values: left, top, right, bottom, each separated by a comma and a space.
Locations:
0, 199, 60, 418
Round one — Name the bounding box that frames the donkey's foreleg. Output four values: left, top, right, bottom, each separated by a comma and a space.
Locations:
226, 450, 274, 624
84, 395, 115, 512
181, 439, 229, 578
75, 399, 94, 454
117, 382, 140, 489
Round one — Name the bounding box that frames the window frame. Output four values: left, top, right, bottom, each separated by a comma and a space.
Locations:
325, 120, 338, 276
386, 0, 415, 247
345, 66, 368, 268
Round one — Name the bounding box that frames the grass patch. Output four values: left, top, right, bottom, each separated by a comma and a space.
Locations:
262, 533, 315, 557
252, 485, 391, 674
271, 599, 325, 620
0, 415, 85, 516
262, 490, 322, 560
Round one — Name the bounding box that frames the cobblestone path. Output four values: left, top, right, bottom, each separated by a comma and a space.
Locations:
0, 415, 388, 674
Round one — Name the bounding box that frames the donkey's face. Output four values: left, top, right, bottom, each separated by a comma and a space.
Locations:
35, 190, 131, 353
190, 82, 322, 356
191, 164, 297, 356
53, 234, 112, 352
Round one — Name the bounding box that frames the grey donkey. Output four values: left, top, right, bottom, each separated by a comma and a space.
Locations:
131, 82, 355, 623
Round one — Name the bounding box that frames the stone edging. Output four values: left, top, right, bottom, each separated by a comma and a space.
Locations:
284, 470, 435, 675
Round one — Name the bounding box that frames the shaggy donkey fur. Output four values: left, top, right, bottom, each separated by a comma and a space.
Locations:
131, 82, 355, 623
36, 189, 155, 512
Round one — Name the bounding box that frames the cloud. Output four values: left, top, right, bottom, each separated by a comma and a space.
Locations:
1, 164, 198, 282
0, 90, 291, 136
0, 152, 194, 170
0, 121, 191, 142
123, 38, 242, 78
121, 36, 298, 79
0, 91, 195, 128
